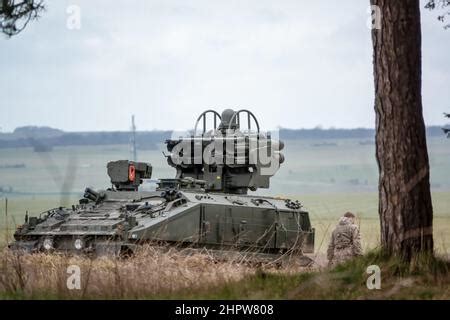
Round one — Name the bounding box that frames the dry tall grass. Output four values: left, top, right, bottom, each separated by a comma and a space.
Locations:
0, 246, 313, 299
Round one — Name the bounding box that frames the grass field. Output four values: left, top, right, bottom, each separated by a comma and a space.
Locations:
1, 137, 449, 195
0, 137, 449, 299
1, 137, 449, 253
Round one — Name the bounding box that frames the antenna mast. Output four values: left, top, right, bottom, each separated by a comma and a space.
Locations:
131, 115, 137, 161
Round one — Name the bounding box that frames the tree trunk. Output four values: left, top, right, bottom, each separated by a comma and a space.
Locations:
370, 0, 433, 261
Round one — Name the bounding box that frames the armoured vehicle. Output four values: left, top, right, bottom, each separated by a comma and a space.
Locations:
9, 109, 315, 261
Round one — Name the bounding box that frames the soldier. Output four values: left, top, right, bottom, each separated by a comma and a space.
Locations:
327, 212, 363, 267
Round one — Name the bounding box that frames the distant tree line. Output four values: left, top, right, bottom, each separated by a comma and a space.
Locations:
0, 126, 447, 149
0, 130, 171, 149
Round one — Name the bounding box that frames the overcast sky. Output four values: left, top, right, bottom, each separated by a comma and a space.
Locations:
1, 0, 449, 132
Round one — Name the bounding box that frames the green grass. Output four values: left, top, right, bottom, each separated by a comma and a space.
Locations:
166, 251, 450, 300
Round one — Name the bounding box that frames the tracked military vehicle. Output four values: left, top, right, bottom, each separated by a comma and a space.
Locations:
10, 109, 315, 261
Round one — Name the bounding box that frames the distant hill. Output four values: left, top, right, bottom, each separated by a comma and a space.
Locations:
0, 129, 172, 150
13, 126, 64, 138
279, 126, 446, 140
0, 126, 447, 149
0, 126, 64, 141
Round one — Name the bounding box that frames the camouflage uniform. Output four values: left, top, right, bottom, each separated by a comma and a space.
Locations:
327, 216, 362, 266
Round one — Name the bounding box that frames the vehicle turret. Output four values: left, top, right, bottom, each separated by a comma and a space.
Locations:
165, 109, 285, 194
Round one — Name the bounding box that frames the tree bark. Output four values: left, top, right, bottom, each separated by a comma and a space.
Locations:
370, 0, 433, 261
